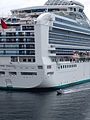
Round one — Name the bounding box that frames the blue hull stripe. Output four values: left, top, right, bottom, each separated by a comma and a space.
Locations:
55, 79, 90, 89
0, 79, 90, 91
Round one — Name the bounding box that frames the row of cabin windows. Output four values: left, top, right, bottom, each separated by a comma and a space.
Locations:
51, 58, 75, 62
6, 18, 20, 23
53, 23, 90, 34
0, 71, 37, 76
58, 64, 77, 69
49, 32, 90, 42
22, 26, 34, 31
56, 48, 90, 52
0, 50, 35, 55
50, 28, 90, 38
51, 57, 90, 63
11, 56, 35, 62
49, 30, 90, 47
19, 8, 66, 13
49, 28, 90, 40
21, 58, 35, 62
0, 32, 34, 36
50, 50, 73, 55
0, 38, 35, 42
21, 72, 37, 75
55, 17, 77, 26
49, 28, 90, 39
13, 8, 68, 15
0, 44, 35, 49
49, 39, 90, 47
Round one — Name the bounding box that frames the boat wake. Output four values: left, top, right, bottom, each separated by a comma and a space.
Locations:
57, 87, 90, 95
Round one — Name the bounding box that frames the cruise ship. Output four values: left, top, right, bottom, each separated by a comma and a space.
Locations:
0, 0, 90, 90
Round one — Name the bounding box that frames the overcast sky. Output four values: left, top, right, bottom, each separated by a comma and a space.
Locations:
0, 0, 90, 19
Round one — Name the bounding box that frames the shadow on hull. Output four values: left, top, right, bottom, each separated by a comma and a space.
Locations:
0, 79, 90, 93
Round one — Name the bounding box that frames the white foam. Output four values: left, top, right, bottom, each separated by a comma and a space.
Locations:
63, 87, 90, 94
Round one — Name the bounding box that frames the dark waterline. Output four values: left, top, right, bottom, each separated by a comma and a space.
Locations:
0, 83, 90, 120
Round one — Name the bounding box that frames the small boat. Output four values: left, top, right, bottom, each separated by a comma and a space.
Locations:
56, 89, 64, 95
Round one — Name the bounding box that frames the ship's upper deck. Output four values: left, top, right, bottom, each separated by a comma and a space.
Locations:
11, 0, 87, 21
10, 0, 90, 28
45, 0, 84, 7
11, 0, 84, 17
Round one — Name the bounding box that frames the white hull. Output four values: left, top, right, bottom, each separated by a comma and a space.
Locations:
40, 62, 90, 88
0, 61, 90, 89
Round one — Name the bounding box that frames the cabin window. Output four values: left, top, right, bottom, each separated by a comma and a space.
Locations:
67, 65, 69, 68
31, 9, 46, 13
61, 66, 62, 69
21, 72, 37, 75
47, 65, 51, 69
38, 66, 43, 69
9, 72, 17, 76
74, 64, 77, 67
79, 9, 83, 13
58, 66, 60, 69
74, 8, 76, 11
33, 58, 35, 62
23, 59, 26, 62
70, 8, 73, 11
0, 71, 5, 75
65, 65, 67, 68
47, 72, 54, 75
28, 59, 31, 62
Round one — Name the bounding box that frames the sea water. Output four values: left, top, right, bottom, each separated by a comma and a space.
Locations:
0, 82, 90, 120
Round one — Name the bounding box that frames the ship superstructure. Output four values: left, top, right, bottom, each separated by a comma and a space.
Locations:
0, 0, 90, 89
